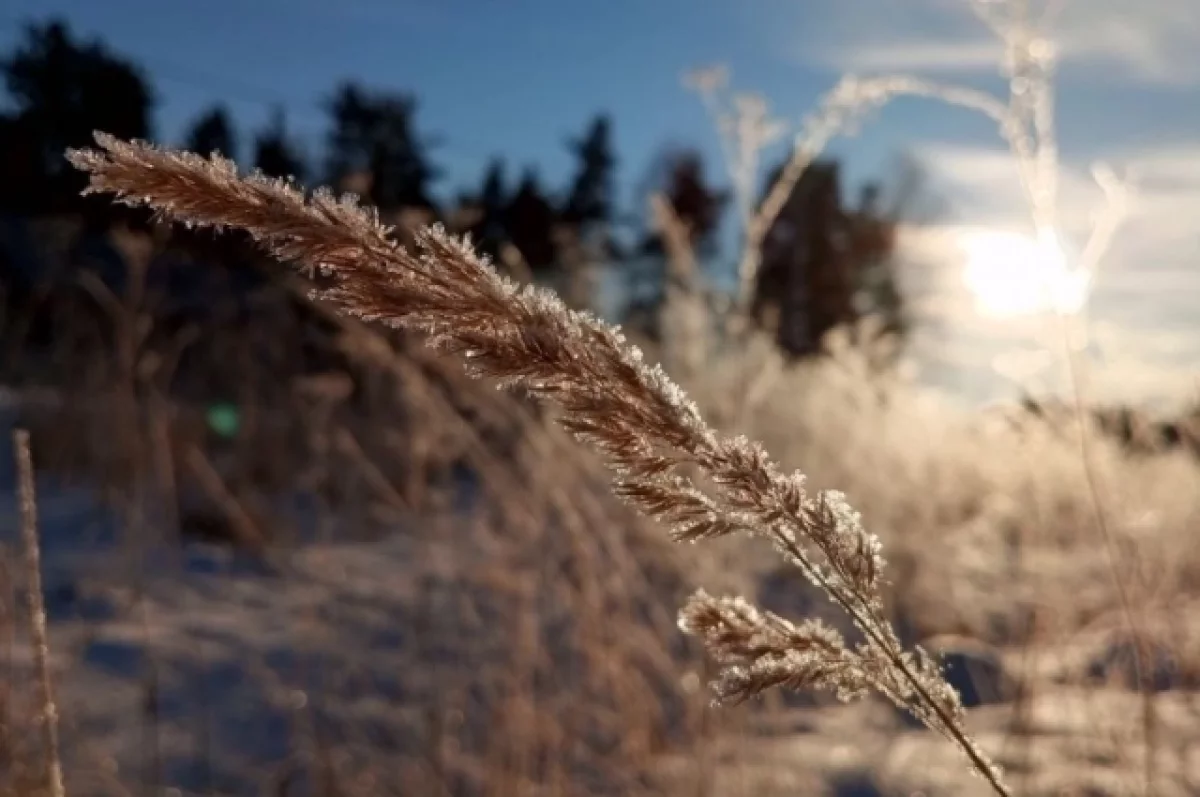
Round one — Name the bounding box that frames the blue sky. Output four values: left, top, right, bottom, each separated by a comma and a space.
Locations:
3, 0, 850, 203
0, 0, 1031, 207
6, 0, 1197, 214
4, 0, 1199, 406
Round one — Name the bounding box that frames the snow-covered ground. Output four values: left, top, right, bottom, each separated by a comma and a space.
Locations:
0, 394, 697, 796
5, 392, 1200, 797
0, 401, 418, 794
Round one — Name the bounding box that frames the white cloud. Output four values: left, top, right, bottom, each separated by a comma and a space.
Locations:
744, 0, 1200, 404
819, 38, 1003, 74
908, 142, 1200, 274
789, 0, 1200, 86
892, 140, 1200, 405
1055, 2, 1200, 84
905, 143, 1104, 235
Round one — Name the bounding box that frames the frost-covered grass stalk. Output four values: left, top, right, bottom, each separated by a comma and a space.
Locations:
67, 133, 1011, 796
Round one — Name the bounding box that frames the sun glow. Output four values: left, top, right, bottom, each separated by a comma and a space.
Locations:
960, 228, 1090, 317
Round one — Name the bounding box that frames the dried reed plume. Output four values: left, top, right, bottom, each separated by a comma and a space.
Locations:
13, 429, 65, 797
67, 133, 1010, 796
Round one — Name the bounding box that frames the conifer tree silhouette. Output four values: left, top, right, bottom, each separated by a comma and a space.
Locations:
185, 104, 238, 162
1, 19, 154, 213
324, 81, 439, 212
253, 108, 308, 182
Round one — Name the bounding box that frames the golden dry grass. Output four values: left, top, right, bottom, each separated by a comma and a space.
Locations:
0, 133, 1196, 796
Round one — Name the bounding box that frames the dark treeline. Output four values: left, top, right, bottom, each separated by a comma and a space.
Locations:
0, 17, 909, 365
4, 16, 1196, 499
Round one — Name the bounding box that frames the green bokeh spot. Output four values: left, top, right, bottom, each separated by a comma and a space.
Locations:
206, 403, 241, 439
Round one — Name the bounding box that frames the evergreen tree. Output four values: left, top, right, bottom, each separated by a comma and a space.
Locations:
561, 114, 616, 233
504, 168, 558, 274
184, 104, 237, 161
851, 182, 906, 342
1, 19, 154, 212
557, 113, 620, 310
626, 147, 729, 340
753, 158, 906, 359
639, 147, 727, 257
478, 158, 507, 236
467, 157, 509, 256
324, 82, 439, 211
253, 108, 308, 182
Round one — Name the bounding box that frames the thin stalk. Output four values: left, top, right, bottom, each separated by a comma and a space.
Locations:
13, 429, 66, 797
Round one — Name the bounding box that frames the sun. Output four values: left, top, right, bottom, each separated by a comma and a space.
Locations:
959, 228, 1090, 317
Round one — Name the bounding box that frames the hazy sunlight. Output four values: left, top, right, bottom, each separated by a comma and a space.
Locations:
960, 228, 1090, 317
